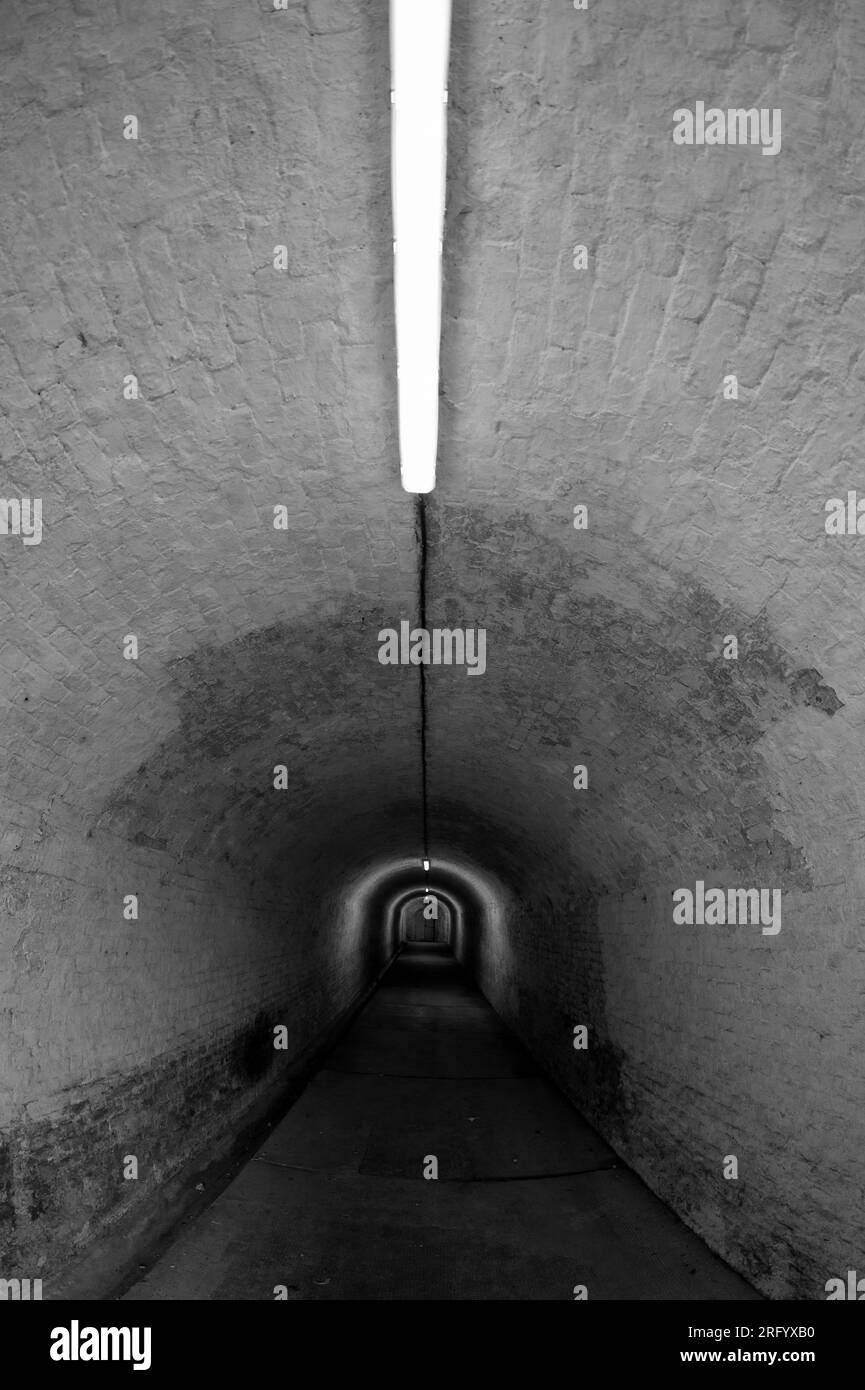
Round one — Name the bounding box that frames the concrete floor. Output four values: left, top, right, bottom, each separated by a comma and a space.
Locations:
123, 945, 761, 1301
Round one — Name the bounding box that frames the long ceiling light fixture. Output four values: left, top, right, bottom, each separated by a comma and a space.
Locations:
390, 0, 452, 494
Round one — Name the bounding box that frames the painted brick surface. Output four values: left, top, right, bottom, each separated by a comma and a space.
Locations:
442, 0, 865, 1300
1, 0, 863, 1301
0, 0, 415, 1282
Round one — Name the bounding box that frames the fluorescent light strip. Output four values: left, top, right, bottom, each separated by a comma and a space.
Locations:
390, 0, 452, 494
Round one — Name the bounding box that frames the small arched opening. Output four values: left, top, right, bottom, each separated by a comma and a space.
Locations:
399, 892, 452, 944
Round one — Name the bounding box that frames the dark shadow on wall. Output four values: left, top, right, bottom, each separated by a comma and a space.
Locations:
41, 941, 400, 1302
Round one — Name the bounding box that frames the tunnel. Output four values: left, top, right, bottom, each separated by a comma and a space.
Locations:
398, 894, 451, 943
1, 0, 864, 1308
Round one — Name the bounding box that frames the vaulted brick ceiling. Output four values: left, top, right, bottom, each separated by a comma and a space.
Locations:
3, 0, 861, 909
2, 0, 864, 1298
1, 0, 862, 911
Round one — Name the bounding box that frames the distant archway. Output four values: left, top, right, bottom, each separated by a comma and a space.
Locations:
399, 892, 452, 944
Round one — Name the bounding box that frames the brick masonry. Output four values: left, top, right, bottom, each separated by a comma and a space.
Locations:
0, 0, 414, 1284
0, 0, 863, 1299
441, 0, 865, 1300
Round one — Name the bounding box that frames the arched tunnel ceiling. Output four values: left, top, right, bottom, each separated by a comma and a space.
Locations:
432, 0, 864, 901
343, 855, 498, 933
1, 0, 863, 908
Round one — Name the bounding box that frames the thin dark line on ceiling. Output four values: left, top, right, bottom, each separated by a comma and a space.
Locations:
417, 495, 429, 864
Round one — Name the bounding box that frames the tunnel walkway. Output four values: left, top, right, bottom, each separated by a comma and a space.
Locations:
122, 945, 760, 1301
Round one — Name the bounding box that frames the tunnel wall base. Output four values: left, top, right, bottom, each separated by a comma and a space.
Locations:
43, 942, 399, 1301
0, 839, 398, 1297
456, 883, 863, 1302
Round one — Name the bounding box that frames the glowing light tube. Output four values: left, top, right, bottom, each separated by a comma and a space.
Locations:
390, 0, 452, 494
